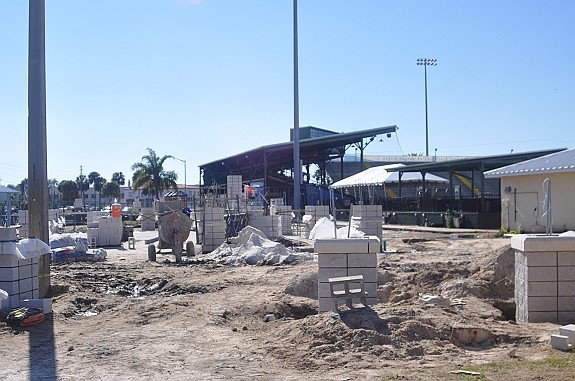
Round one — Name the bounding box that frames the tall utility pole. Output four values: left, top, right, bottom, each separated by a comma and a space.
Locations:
292, 0, 302, 214
28, 0, 49, 297
416, 58, 437, 157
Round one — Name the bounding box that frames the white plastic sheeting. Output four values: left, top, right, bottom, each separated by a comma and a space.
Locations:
201, 226, 314, 266
0, 238, 51, 260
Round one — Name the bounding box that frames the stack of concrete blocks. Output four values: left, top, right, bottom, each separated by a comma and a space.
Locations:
512, 235, 575, 323
315, 237, 380, 313
351, 204, 383, 247
248, 214, 282, 241
270, 198, 293, 236
202, 206, 226, 253
87, 215, 123, 247
140, 207, 156, 231
17, 208, 62, 238
226, 175, 243, 212
304, 205, 330, 237
87, 211, 106, 223
0, 227, 39, 308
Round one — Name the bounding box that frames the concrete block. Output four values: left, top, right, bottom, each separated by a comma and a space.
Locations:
526, 251, 557, 267
559, 325, 575, 345
528, 281, 557, 296
19, 277, 34, 293
558, 297, 575, 311
0, 255, 19, 268
558, 282, 575, 296
558, 267, 575, 281
19, 298, 52, 313
512, 235, 575, 253
318, 268, 347, 282
0, 266, 19, 281
319, 297, 335, 313
0, 281, 19, 294
550, 334, 571, 351
317, 253, 347, 268
526, 311, 558, 323
368, 237, 381, 253
527, 266, 557, 282
314, 239, 369, 254
18, 264, 32, 279
527, 296, 558, 312
347, 268, 378, 283
8, 294, 19, 309
347, 253, 377, 268
558, 252, 575, 266
0, 227, 17, 241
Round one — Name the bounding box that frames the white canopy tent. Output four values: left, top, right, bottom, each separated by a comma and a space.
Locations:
329, 164, 448, 189
329, 164, 448, 205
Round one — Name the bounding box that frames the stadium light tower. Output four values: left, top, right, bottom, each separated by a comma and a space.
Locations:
416, 58, 437, 157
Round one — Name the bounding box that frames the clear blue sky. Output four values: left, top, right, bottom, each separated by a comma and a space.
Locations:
1, 0, 574, 187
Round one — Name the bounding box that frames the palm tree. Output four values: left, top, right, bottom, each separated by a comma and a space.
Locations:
88, 172, 106, 209
131, 148, 178, 199
111, 172, 125, 186
76, 175, 89, 206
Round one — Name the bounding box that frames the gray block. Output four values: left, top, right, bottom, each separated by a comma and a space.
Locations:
558, 252, 575, 266
559, 324, 575, 345
528, 281, 558, 296
559, 282, 575, 296
527, 311, 558, 323
526, 251, 557, 267
551, 334, 570, 351
527, 296, 557, 312
318, 253, 347, 268
527, 266, 557, 282
347, 268, 378, 283
558, 297, 575, 311
558, 267, 575, 281
318, 268, 347, 282
347, 253, 377, 268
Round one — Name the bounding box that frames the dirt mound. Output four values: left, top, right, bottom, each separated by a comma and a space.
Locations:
284, 270, 318, 299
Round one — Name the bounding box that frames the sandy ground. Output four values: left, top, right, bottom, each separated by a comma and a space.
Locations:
1, 227, 574, 380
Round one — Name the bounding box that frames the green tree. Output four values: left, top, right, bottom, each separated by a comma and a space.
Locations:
18, 178, 28, 207
131, 148, 178, 199
76, 175, 89, 206
111, 172, 125, 186
58, 180, 79, 202
101, 181, 121, 202
88, 171, 106, 209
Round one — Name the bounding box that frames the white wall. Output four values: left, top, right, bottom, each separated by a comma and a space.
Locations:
500, 172, 575, 233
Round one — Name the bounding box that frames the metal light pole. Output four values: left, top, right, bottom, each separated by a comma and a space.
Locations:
416, 58, 437, 157
292, 0, 302, 215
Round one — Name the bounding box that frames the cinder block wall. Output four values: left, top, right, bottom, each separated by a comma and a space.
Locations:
512, 235, 575, 323
17, 209, 62, 238
351, 204, 383, 243
202, 206, 226, 253
227, 175, 243, 199
315, 237, 380, 313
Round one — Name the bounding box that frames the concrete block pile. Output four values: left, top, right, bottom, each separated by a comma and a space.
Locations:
17, 209, 62, 238
202, 206, 226, 253
512, 235, 575, 323
351, 204, 383, 243
0, 227, 39, 308
270, 200, 293, 236
248, 214, 282, 241
87, 215, 123, 247
315, 237, 380, 313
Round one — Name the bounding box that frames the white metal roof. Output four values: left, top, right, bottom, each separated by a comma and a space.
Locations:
329, 164, 448, 189
485, 148, 575, 178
